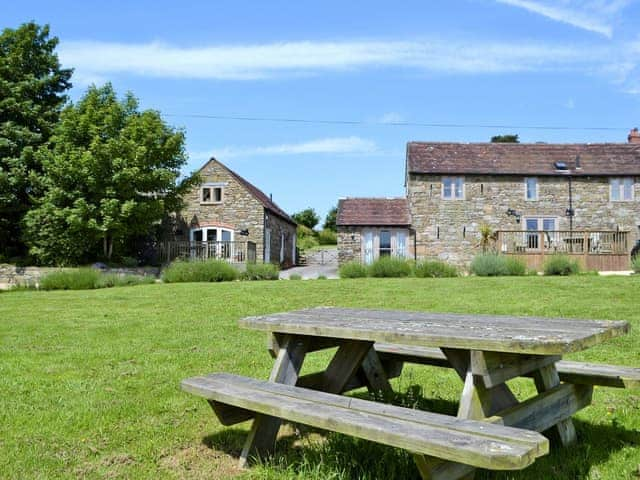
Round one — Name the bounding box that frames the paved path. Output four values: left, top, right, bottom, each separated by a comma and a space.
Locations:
280, 264, 339, 280
280, 248, 339, 279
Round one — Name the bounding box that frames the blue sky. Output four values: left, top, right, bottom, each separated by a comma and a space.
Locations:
5, 0, 640, 221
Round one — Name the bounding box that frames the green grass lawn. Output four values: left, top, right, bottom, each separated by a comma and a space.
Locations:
1, 277, 639, 479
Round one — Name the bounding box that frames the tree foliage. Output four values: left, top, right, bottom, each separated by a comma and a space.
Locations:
490, 134, 519, 143
0, 23, 72, 258
292, 207, 319, 230
323, 205, 337, 232
24, 84, 197, 265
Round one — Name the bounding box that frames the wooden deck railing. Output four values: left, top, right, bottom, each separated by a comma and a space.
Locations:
159, 241, 257, 264
496, 230, 631, 271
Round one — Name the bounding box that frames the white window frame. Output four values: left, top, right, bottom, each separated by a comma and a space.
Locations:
200, 184, 224, 204
442, 177, 465, 200
610, 177, 634, 202
523, 217, 558, 232
189, 227, 234, 243
361, 228, 409, 264
524, 177, 538, 201
523, 217, 558, 251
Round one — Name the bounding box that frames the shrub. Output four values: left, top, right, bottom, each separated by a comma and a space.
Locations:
632, 255, 640, 274
470, 254, 508, 276
339, 261, 368, 279
297, 225, 319, 250
414, 260, 458, 278
543, 255, 581, 276
95, 274, 156, 288
162, 259, 239, 283
39, 268, 100, 290
289, 274, 302, 280
119, 256, 139, 268
368, 257, 412, 278
316, 275, 327, 280
317, 229, 337, 245
242, 263, 280, 281
504, 257, 527, 276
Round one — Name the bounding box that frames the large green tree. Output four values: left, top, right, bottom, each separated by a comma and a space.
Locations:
0, 23, 72, 258
323, 205, 337, 232
24, 84, 196, 265
292, 207, 319, 230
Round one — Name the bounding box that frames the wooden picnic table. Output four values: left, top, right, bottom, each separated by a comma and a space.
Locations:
183, 307, 631, 480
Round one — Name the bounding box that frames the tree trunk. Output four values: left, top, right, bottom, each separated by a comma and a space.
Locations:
103, 234, 114, 260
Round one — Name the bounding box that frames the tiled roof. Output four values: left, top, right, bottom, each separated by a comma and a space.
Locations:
407, 142, 640, 176
337, 198, 411, 226
206, 158, 296, 225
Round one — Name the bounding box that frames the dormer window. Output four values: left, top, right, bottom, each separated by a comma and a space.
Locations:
201, 185, 223, 204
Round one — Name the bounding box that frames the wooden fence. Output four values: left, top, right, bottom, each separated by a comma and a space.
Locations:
496, 230, 631, 271
159, 241, 256, 264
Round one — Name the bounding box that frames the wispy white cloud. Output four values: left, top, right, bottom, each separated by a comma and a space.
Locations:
377, 112, 405, 124
191, 136, 378, 161
496, 0, 632, 38
59, 38, 611, 81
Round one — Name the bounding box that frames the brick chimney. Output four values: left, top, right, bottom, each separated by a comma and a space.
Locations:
629, 127, 640, 144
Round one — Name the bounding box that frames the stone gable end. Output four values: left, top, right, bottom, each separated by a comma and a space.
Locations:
177, 159, 266, 260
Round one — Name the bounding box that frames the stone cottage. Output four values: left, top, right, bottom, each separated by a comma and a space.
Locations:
337, 129, 640, 270
171, 158, 297, 267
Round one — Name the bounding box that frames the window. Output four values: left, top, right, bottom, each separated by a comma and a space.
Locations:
201, 186, 223, 204
442, 177, 464, 200
264, 228, 271, 261
524, 217, 557, 249
610, 177, 634, 201
379, 230, 392, 257
280, 232, 285, 263
190, 227, 232, 243
525, 177, 538, 201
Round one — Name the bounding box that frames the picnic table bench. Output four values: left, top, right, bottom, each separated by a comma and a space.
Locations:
182, 307, 634, 479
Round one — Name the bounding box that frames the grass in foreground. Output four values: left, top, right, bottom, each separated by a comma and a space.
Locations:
1, 277, 639, 479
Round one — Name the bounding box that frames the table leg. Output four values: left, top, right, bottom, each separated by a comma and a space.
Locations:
415, 349, 520, 480
322, 340, 374, 394
531, 364, 577, 446
360, 347, 394, 394
239, 334, 308, 467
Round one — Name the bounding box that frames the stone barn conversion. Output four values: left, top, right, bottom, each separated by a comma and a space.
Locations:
337, 198, 413, 265
164, 158, 297, 267
337, 129, 640, 271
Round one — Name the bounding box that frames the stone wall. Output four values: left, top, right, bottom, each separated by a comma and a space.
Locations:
337, 227, 362, 263
265, 212, 297, 267
172, 159, 266, 261
0, 265, 160, 289
408, 174, 640, 266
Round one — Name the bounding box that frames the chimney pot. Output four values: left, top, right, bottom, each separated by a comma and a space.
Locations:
629, 127, 640, 144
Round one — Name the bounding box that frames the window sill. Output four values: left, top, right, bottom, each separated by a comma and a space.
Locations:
200, 201, 223, 205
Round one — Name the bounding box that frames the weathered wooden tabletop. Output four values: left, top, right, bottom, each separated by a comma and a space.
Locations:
239, 306, 629, 355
